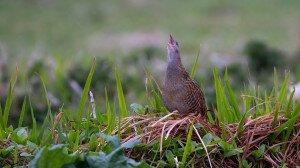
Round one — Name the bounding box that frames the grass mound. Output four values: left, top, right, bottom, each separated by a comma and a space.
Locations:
115, 112, 300, 167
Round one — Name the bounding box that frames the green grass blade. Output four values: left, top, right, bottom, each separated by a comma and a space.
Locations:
18, 97, 27, 127
117, 109, 121, 140
213, 68, 233, 123
73, 130, 80, 152
292, 100, 300, 118
273, 68, 278, 96
264, 91, 270, 114
105, 88, 111, 127
76, 59, 96, 130
271, 103, 300, 142
272, 72, 289, 128
105, 88, 114, 134
281, 99, 300, 149
115, 66, 128, 118
242, 85, 251, 116
0, 104, 2, 129
213, 68, 224, 122
13, 144, 18, 164
271, 101, 300, 142
28, 94, 37, 143
237, 112, 247, 138
3, 83, 14, 130
190, 48, 200, 79
85, 103, 92, 139
224, 69, 241, 121
277, 72, 289, 104
2, 68, 18, 130
38, 75, 54, 143
181, 125, 193, 168
285, 88, 295, 118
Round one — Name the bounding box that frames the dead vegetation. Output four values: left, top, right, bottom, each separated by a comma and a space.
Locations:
112, 111, 300, 167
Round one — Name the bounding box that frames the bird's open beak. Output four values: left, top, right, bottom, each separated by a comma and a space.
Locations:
168, 34, 176, 48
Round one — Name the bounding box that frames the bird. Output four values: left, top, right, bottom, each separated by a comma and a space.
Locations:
162, 35, 206, 115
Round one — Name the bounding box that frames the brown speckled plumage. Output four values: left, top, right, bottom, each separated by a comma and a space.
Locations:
162, 35, 206, 115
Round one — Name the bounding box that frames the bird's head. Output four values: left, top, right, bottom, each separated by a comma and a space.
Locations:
167, 35, 180, 63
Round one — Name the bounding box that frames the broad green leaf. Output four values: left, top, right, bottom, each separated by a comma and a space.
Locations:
130, 103, 144, 114
225, 147, 243, 157
16, 127, 28, 142
165, 150, 175, 167
86, 133, 143, 168
121, 139, 141, 148
29, 144, 77, 168
202, 133, 213, 145
97, 133, 120, 148
251, 144, 266, 159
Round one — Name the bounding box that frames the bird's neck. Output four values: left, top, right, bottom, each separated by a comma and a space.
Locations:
165, 58, 185, 82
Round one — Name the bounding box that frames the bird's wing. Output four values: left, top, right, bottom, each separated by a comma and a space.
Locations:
182, 77, 206, 113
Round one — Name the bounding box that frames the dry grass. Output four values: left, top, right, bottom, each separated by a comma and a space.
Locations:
111, 111, 300, 167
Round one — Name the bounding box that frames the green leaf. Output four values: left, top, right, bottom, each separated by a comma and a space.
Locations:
273, 72, 289, 128
224, 69, 241, 121
16, 127, 28, 142
121, 139, 141, 149
89, 134, 98, 151
242, 159, 253, 168
272, 101, 300, 142
274, 68, 278, 95
0, 145, 14, 157
130, 103, 144, 114
115, 66, 128, 118
76, 59, 96, 130
181, 125, 193, 168
27, 94, 37, 144
251, 144, 266, 160
0, 104, 3, 130
218, 140, 231, 152
190, 48, 201, 79
285, 87, 295, 118
165, 150, 175, 167
97, 133, 121, 150
105, 88, 114, 135
2, 82, 15, 130
27, 141, 38, 152
38, 74, 54, 144
218, 140, 242, 157
225, 147, 243, 157
213, 68, 233, 124
86, 133, 143, 168
202, 133, 213, 145
29, 144, 78, 168
18, 97, 27, 127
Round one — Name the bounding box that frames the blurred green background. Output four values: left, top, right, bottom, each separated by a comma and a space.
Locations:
1, 0, 300, 125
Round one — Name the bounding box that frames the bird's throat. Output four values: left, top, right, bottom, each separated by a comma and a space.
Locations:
166, 60, 184, 82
